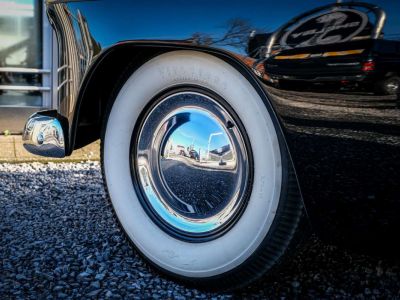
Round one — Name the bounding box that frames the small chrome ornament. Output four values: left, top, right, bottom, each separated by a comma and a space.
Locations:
22, 112, 65, 158
133, 90, 252, 239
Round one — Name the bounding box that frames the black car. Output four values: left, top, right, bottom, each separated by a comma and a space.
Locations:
264, 38, 400, 95
247, 3, 400, 95
21, 0, 400, 291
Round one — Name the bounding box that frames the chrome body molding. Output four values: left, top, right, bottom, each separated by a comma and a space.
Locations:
22, 112, 66, 158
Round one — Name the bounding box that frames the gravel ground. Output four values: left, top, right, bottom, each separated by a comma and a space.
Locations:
1, 162, 399, 299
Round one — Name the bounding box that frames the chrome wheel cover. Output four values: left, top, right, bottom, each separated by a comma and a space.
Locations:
132, 88, 252, 240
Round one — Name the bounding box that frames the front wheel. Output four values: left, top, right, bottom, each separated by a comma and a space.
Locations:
101, 51, 306, 290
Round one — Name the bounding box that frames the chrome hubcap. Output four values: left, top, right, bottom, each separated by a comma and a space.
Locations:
133, 90, 251, 239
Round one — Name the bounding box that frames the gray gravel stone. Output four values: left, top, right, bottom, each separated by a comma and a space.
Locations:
0, 162, 399, 299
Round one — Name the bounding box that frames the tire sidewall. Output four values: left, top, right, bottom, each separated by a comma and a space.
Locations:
103, 51, 283, 278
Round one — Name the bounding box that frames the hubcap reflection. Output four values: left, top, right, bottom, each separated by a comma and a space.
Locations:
134, 91, 251, 238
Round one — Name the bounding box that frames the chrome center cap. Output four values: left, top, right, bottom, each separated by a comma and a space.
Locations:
134, 90, 251, 239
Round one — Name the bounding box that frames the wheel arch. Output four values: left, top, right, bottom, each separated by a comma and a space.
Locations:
71, 43, 163, 152
71, 42, 281, 153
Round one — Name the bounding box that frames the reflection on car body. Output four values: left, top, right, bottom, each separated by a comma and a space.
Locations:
250, 3, 400, 96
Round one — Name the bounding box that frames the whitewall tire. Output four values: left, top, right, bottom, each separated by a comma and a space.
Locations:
101, 50, 305, 290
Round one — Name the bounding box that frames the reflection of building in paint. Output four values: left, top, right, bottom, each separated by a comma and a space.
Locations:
50, 3, 101, 114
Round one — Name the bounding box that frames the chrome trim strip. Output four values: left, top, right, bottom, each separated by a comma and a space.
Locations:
0, 85, 51, 92
0, 68, 51, 74
22, 113, 66, 158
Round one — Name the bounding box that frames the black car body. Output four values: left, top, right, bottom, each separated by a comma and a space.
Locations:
21, 0, 400, 290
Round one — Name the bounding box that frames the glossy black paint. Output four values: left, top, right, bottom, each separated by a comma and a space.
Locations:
46, 0, 400, 251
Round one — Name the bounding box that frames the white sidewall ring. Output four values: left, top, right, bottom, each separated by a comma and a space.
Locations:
104, 51, 282, 277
